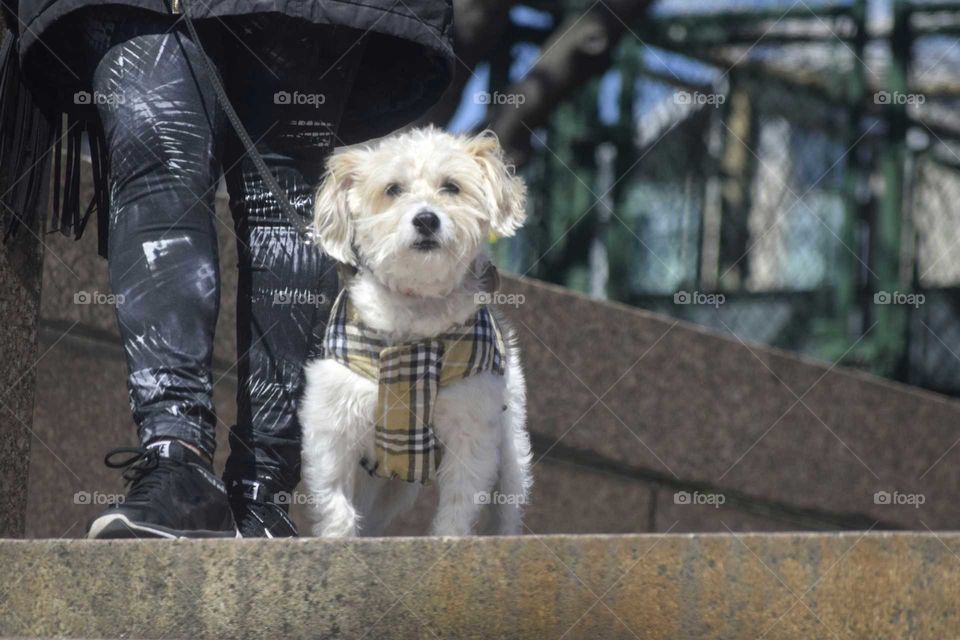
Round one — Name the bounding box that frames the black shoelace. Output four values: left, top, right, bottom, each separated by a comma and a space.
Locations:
104, 447, 181, 502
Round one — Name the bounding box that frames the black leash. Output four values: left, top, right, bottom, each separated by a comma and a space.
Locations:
177, 0, 316, 243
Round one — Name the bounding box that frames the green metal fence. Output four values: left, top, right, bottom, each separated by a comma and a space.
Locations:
486, 0, 960, 395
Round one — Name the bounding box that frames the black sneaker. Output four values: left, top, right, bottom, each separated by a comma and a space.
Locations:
87, 440, 237, 539
227, 478, 298, 538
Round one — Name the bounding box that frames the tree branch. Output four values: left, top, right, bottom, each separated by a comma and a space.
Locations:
488, 0, 655, 165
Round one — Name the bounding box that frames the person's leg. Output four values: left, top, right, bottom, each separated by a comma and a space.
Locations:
86, 14, 234, 537
219, 16, 366, 536
100, 29, 222, 459
221, 151, 337, 536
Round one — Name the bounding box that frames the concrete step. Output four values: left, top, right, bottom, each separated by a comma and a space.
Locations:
1, 532, 958, 639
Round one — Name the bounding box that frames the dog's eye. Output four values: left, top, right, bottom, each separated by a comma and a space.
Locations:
440, 180, 460, 195
385, 183, 403, 197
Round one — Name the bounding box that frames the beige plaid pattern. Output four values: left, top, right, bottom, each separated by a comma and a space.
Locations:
322, 290, 506, 484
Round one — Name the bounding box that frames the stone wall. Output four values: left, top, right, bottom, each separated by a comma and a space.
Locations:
0, 197, 43, 537
21, 182, 960, 536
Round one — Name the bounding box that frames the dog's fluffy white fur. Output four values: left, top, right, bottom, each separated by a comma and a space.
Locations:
299, 127, 533, 537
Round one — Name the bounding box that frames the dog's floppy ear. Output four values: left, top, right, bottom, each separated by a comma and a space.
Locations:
314, 146, 363, 266
467, 130, 527, 238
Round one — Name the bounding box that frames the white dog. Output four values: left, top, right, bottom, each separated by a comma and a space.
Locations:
299, 127, 532, 537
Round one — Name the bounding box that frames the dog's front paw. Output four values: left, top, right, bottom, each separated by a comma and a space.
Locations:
313, 523, 357, 538
311, 500, 359, 538
430, 514, 475, 537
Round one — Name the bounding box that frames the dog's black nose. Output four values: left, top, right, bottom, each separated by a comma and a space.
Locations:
413, 210, 440, 235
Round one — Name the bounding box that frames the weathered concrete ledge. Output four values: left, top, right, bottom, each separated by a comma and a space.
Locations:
1, 532, 958, 639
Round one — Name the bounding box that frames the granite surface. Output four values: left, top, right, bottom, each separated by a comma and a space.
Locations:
0, 212, 44, 537
499, 276, 960, 529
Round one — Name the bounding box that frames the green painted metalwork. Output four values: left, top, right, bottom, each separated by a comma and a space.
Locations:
484, 0, 960, 391
870, 0, 912, 376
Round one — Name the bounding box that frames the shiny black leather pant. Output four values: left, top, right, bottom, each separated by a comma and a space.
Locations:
83, 10, 361, 493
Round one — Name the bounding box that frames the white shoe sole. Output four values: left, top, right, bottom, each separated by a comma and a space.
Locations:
87, 513, 239, 539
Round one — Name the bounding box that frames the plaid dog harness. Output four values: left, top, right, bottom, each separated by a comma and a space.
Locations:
322, 290, 506, 484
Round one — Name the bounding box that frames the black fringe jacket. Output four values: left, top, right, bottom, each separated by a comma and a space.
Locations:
1, 0, 454, 256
